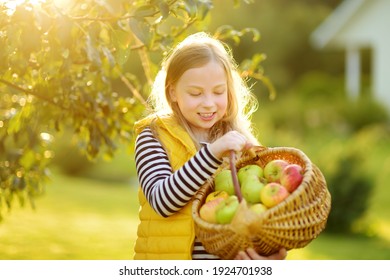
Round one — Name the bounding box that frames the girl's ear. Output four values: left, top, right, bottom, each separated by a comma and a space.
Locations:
169, 86, 177, 102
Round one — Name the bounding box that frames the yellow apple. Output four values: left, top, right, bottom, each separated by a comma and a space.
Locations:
206, 190, 230, 202
260, 182, 290, 208
199, 197, 225, 223
249, 203, 268, 215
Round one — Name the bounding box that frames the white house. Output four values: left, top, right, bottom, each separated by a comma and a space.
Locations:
310, 0, 390, 111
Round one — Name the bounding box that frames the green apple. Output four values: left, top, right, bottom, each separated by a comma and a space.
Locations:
263, 159, 289, 183
215, 195, 239, 224
238, 164, 263, 184
249, 203, 268, 215
199, 197, 226, 223
240, 175, 265, 204
214, 169, 235, 195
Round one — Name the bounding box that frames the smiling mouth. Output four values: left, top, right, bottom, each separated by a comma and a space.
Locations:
198, 112, 215, 121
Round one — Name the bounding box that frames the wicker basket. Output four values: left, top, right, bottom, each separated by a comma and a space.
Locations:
192, 146, 331, 259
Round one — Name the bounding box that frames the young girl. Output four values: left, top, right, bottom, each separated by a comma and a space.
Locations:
133, 32, 287, 260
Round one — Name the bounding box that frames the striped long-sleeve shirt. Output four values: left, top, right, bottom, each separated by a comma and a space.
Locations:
134, 127, 222, 259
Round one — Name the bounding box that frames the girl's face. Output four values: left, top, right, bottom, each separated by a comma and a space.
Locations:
170, 61, 228, 140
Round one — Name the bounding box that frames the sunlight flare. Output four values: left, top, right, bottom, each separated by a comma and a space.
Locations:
0, 0, 67, 16
0, 0, 46, 7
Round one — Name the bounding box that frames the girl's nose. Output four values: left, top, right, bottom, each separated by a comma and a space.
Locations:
201, 93, 215, 107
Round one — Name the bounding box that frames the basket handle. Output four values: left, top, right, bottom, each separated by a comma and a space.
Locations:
229, 150, 243, 202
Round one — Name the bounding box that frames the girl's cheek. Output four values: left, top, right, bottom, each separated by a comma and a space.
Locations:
219, 98, 228, 111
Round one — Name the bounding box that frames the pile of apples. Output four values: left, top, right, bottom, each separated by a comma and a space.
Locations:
199, 159, 304, 224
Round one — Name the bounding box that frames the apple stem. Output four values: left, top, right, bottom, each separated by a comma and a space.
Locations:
229, 150, 243, 202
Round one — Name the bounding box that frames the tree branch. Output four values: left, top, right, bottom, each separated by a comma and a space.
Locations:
61, 0, 178, 22
0, 78, 68, 109
119, 73, 150, 110
137, 44, 153, 87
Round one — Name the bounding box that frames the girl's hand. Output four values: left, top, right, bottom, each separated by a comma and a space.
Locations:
234, 248, 287, 260
209, 131, 253, 159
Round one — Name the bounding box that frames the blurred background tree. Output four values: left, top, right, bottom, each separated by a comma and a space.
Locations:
0, 0, 270, 218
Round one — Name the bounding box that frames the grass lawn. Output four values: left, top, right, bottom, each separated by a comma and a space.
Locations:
0, 174, 139, 260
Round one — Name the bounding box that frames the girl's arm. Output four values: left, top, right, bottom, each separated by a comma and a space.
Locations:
135, 127, 222, 217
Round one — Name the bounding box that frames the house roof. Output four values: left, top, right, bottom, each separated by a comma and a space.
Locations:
310, 0, 366, 49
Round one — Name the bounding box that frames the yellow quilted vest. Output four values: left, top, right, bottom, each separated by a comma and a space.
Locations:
133, 114, 198, 260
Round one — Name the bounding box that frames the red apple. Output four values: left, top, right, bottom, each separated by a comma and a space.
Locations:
280, 164, 304, 192
260, 182, 290, 208
263, 159, 289, 183
199, 197, 225, 223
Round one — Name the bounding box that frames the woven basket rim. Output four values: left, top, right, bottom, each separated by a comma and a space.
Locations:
192, 146, 319, 232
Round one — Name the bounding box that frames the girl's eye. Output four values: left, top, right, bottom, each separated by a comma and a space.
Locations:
188, 91, 201, 96
214, 89, 226, 95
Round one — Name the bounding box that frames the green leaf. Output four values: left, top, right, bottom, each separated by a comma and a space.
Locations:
113, 29, 130, 49
133, 5, 157, 18
259, 76, 276, 101
197, 0, 213, 20
19, 150, 36, 171
157, 1, 170, 19
101, 46, 115, 67
95, 0, 123, 16
252, 53, 267, 67
129, 17, 153, 48
112, 29, 131, 65
7, 114, 22, 135
183, 0, 197, 18
86, 35, 102, 66
6, 101, 33, 134
88, 125, 101, 159
241, 27, 260, 42
214, 25, 240, 44
114, 45, 131, 65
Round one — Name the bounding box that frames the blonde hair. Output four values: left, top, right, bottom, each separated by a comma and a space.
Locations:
148, 32, 259, 149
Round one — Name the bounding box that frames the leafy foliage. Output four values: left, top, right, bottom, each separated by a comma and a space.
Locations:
325, 152, 374, 234
0, 0, 269, 218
